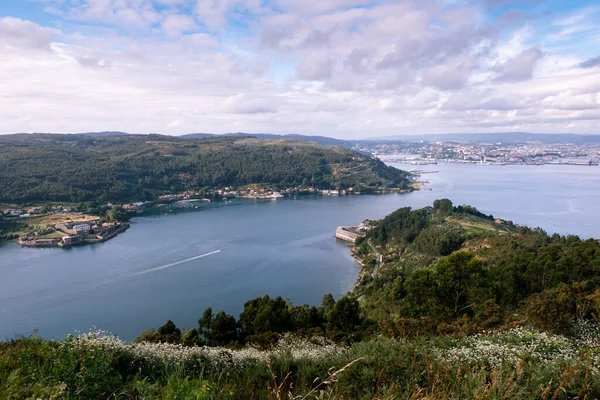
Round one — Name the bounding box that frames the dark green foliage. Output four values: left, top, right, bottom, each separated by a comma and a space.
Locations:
0, 134, 411, 203
321, 293, 336, 312
197, 308, 240, 346
181, 328, 203, 346
402, 268, 441, 319
436, 252, 486, 316
433, 198, 453, 215
452, 204, 494, 220
328, 297, 363, 339
525, 283, 593, 334
367, 206, 430, 246
413, 224, 464, 256
158, 320, 179, 335
137, 293, 364, 348
0, 214, 22, 240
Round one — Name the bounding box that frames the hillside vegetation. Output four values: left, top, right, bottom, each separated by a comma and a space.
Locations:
3, 200, 600, 399
0, 134, 411, 203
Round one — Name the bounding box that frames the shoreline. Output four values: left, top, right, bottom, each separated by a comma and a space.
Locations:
5, 190, 414, 251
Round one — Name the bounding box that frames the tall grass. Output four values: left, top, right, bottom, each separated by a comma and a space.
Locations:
2, 324, 600, 399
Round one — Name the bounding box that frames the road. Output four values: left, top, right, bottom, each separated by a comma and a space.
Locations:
367, 239, 380, 278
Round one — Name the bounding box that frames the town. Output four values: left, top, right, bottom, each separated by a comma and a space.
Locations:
358, 141, 600, 166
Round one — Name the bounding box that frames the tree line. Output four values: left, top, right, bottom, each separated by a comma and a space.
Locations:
139, 293, 367, 347
0, 134, 411, 203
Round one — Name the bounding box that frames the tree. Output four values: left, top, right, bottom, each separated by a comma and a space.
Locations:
239, 295, 293, 337
402, 268, 441, 319
198, 307, 213, 339
157, 320, 181, 343
321, 294, 336, 312
328, 296, 362, 335
436, 251, 486, 316
181, 328, 203, 346
210, 311, 238, 346
525, 283, 577, 334
433, 199, 453, 215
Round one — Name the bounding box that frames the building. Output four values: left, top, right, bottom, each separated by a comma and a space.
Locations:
62, 236, 82, 246
335, 226, 366, 243
73, 224, 92, 234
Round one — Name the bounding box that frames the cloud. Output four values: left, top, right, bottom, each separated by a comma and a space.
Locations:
222, 94, 279, 114
495, 47, 544, 82
161, 14, 197, 37
422, 60, 473, 91
0, 17, 61, 51
3, 1, 600, 137
542, 91, 600, 110
580, 55, 600, 69
296, 53, 334, 81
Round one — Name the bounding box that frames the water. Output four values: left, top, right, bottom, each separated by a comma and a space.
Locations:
397, 162, 600, 238
1, 163, 600, 340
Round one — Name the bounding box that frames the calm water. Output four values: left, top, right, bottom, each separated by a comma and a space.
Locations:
1, 163, 599, 340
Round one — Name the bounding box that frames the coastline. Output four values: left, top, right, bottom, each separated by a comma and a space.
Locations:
4, 188, 416, 252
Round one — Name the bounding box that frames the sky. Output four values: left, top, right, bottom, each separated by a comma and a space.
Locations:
1, 0, 600, 138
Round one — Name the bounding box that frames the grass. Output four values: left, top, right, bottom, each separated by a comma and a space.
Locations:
2, 325, 600, 399
24, 213, 100, 226
446, 216, 515, 235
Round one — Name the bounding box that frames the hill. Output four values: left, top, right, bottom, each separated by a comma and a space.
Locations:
0, 133, 411, 203
180, 132, 354, 147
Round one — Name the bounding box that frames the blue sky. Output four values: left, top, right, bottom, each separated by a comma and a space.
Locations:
1, 0, 599, 137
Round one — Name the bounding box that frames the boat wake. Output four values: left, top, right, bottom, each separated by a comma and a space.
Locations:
133, 250, 221, 276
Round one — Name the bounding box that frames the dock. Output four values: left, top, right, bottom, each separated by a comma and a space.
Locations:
335, 222, 372, 243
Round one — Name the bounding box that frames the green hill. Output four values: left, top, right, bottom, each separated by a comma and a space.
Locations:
0, 134, 411, 203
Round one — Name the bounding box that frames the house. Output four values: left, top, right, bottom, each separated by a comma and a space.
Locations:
73, 224, 92, 234
62, 236, 81, 246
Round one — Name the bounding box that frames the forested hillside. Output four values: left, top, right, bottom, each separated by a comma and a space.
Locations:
0, 134, 411, 203
354, 200, 600, 337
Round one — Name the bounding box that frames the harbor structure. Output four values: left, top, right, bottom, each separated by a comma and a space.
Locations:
335, 222, 373, 243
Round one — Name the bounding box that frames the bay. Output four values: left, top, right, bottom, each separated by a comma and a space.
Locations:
1, 162, 599, 341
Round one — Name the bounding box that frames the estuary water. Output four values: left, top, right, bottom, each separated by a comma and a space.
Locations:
1, 162, 600, 340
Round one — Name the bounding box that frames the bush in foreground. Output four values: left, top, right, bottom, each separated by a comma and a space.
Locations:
2, 322, 600, 399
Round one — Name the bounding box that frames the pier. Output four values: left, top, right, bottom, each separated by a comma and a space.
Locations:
335, 222, 372, 243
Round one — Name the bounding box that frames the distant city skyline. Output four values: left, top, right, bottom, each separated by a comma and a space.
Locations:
1, 0, 600, 138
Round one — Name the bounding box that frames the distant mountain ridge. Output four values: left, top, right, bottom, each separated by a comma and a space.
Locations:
367, 132, 600, 145
5, 131, 600, 145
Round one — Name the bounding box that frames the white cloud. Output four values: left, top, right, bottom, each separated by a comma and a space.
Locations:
0, 17, 61, 51
296, 53, 334, 81
3, 1, 600, 137
495, 47, 544, 82
161, 14, 197, 37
